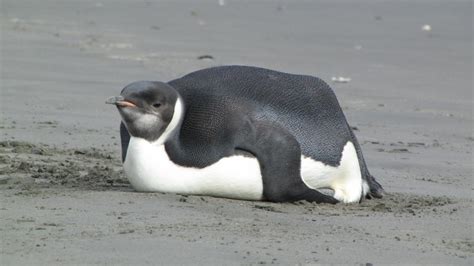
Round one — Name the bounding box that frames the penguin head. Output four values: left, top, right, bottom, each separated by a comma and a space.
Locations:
106, 81, 183, 144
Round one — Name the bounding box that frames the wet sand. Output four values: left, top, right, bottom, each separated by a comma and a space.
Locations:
1, 0, 472, 264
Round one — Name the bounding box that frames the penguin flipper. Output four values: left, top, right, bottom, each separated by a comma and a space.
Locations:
120, 122, 131, 162
238, 122, 338, 204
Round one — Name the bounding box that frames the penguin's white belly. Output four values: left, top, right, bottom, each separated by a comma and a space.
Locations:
123, 137, 366, 203
124, 137, 264, 200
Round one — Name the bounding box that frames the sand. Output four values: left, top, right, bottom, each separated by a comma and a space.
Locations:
1, 0, 472, 264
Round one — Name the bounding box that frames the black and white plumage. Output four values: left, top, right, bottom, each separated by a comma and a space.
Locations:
107, 66, 384, 204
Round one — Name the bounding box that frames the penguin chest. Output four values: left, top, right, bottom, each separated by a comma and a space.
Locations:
123, 137, 264, 200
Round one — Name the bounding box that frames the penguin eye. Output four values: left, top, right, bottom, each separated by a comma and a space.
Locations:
152, 103, 162, 108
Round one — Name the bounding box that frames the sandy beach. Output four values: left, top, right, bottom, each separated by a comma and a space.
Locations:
1, 0, 472, 264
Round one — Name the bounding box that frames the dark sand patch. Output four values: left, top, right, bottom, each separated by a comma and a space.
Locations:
0, 141, 128, 190
0, 140, 460, 218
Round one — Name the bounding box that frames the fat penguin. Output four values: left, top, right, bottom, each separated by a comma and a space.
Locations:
106, 66, 384, 203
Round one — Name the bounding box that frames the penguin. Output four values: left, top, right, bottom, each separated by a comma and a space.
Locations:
106, 65, 384, 204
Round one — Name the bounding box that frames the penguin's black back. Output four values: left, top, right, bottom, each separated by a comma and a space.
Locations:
168, 65, 351, 166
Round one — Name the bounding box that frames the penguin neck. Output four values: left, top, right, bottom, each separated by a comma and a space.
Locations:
150, 96, 185, 152
140, 96, 200, 165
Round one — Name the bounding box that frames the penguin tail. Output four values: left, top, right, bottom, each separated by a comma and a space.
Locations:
366, 174, 384, 199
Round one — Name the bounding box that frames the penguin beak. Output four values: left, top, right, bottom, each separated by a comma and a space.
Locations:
105, 96, 137, 108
